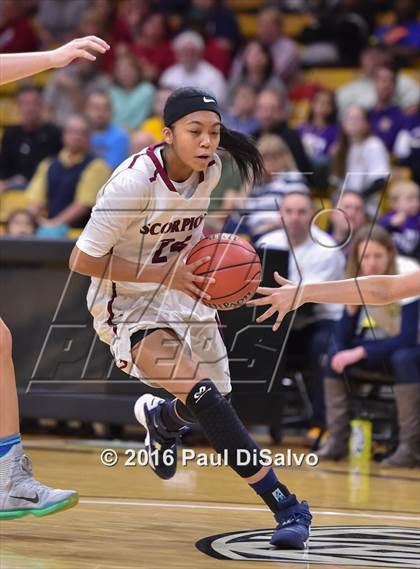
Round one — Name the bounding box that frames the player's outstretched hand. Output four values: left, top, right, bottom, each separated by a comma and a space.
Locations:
164, 248, 215, 302
247, 272, 304, 331
50, 36, 110, 68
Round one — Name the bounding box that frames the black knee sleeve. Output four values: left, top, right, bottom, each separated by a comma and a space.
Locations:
175, 393, 232, 424
186, 379, 263, 478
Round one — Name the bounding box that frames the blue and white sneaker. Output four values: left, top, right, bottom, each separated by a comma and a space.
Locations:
0, 444, 78, 520
271, 494, 312, 549
134, 395, 188, 480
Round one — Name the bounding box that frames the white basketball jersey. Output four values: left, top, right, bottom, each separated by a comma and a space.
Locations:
76, 143, 222, 326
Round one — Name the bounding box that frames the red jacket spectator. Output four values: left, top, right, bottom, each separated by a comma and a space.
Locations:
0, 0, 38, 53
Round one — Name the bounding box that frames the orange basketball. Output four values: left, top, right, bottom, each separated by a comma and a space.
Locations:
186, 233, 261, 311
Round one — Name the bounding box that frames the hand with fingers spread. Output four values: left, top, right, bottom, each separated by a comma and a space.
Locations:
246, 272, 304, 331
50, 36, 110, 68
0, 36, 110, 85
162, 247, 215, 303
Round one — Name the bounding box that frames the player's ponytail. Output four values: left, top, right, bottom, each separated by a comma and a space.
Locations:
219, 125, 265, 185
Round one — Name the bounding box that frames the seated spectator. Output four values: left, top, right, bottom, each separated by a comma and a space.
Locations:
160, 31, 227, 107
224, 135, 309, 241
336, 46, 420, 114
44, 58, 111, 127
394, 103, 420, 184
222, 83, 260, 135
130, 11, 175, 82
0, 86, 62, 194
26, 114, 111, 230
299, 0, 371, 67
181, 3, 234, 76
110, 53, 155, 132
253, 88, 312, 178
0, 0, 38, 53
374, 0, 420, 66
228, 40, 283, 95
317, 225, 419, 467
368, 64, 405, 152
184, 0, 241, 54
331, 105, 390, 215
255, 7, 299, 85
298, 90, 338, 169
113, 0, 151, 45
256, 192, 346, 434
4, 209, 38, 237
130, 86, 172, 153
85, 91, 130, 170
380, 180, 420, 259
329, 190, 368, 255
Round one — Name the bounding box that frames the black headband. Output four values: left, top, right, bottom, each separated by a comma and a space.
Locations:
163, 93, 221, 127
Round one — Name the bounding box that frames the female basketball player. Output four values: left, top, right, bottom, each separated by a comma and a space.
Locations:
69, 88, 312, 549
248, 269, 420, 330
0, 36, 109, 520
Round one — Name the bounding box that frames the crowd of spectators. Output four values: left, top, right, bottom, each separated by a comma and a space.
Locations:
1, 0, 419, 464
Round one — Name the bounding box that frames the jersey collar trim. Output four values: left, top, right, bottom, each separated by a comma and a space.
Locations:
146, 143, 177, 192
146, 143, 214, 193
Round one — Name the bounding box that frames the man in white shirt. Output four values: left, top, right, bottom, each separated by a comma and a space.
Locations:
256, 192, 346, 433
336, 46, 420, 114
159, 31, 227, 108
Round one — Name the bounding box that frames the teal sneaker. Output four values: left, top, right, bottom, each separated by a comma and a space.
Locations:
0, 444, 78, 520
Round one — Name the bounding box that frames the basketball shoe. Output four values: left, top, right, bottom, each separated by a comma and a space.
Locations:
134, 394, 188, 480
271, 494, 312, 549
0, 443, 78, 520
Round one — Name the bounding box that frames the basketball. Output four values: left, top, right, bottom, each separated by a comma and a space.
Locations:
186, 233, 262, 311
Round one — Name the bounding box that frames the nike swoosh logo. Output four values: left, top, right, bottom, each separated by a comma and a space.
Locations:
10, 493, 39, 504
203, 97, 216, 103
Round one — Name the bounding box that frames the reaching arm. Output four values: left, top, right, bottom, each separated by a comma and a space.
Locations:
0, 36, 109, 85
247, 270, 420, 331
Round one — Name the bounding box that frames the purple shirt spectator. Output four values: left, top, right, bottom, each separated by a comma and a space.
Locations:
379, 211, 420, 258
368, 105, 405, 152
394, 112, 420, 184
298, 123, 338, 162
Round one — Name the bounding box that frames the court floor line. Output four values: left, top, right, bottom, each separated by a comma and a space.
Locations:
79, 498, 420, 522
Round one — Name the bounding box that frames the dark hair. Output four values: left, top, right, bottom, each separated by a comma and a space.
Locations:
241, 40, 274, 85
332, 189, 365, 207
166, 87, 265, 185
307, 89, 337, 125
373, 62, 399, 79
219, 125, 265, 184
5, 208, 38, 233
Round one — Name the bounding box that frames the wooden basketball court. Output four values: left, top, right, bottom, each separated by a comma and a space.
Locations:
1, 439, 419, 569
